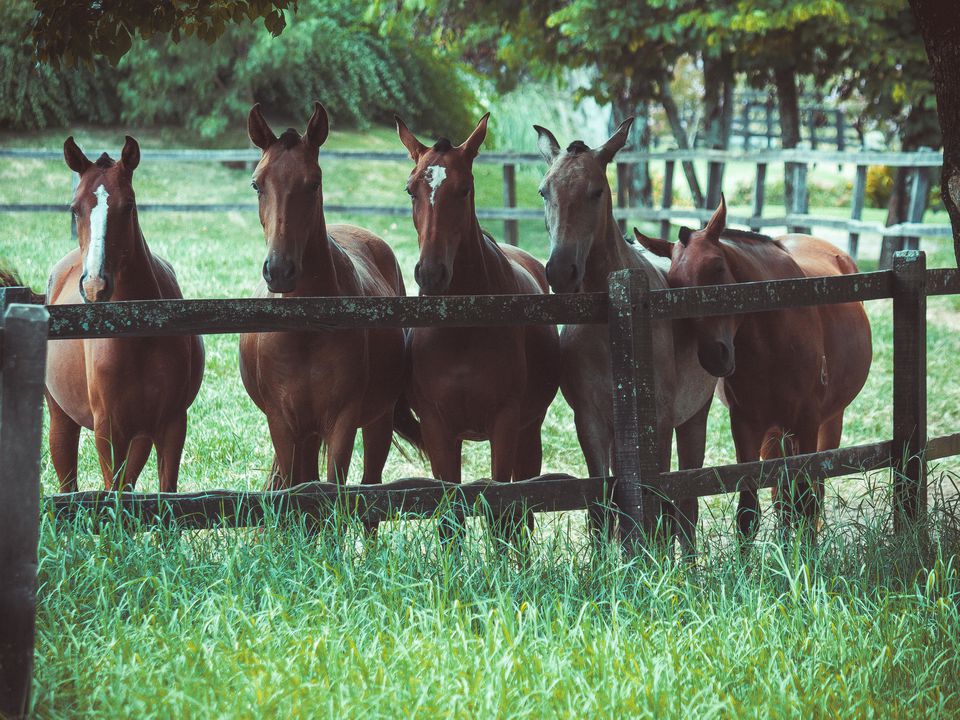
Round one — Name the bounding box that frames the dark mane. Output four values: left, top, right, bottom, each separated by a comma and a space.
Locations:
432, 138, 452, 153
720, 228, 785, 249
95, 153, 114, 168
278, 128, 301, 149
566, 140, 590, 155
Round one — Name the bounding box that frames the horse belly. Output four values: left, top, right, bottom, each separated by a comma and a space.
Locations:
46, 338, 93, 428
409, 327, 525, 438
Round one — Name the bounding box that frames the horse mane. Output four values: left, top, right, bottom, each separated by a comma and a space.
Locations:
566, 140, 590, 155
432, 138, 453, 153
719, 228, 785, 250
278, 129, 301, 149
95, 153, 114, 168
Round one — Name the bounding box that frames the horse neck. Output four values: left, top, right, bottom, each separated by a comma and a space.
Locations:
110, 213, 163, 300
446, 211, 516, 295
290, 205, 351, 297
720, 238, 802, 284
581, 197, 632, 292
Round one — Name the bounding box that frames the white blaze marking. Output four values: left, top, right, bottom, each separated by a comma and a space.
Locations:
85, 184, 109, 279
425, 165, 446, 206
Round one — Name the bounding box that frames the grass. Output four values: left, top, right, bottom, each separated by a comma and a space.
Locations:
2, 124, 960, 717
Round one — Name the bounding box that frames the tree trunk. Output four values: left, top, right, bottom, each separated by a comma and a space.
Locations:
611, 92, 652, 208
879, 166, 912, 268
910, 0, 960, 266
774, 64, 805, 228
659, 78, 704, 208
703, 52, 734, 209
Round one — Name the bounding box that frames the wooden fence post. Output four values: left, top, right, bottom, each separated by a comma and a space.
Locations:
502, 163, 518, 246
787, 161, 811, 234
607, 269, 660, 553
751, 163, 767, 232
848, 164, 867, 260
0, 302, 49, 719
616, 162, 630, 234
892, 250, 927, 533
659, 161, 675, 242
835, 110, 846, 152
904, 167, 931, 252
741, 102, 752, 151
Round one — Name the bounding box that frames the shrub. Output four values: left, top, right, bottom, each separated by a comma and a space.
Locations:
0, 1, 121, 130
866, 165, 895, 209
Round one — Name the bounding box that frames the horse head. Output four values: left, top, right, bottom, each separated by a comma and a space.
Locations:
64, 135, 141, 303
395, 113, 488, 295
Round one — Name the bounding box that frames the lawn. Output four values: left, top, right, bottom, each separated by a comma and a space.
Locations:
2, 125, 960, 717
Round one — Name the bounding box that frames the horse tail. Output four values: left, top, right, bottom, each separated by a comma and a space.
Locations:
392, 393, 424, 458
0, 264, 44, 304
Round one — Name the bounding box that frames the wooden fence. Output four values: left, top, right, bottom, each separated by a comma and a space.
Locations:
1, 251, 959, 715
0, 147, 949, 258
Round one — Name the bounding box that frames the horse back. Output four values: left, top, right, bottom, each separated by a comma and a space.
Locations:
329, 224, 405, 297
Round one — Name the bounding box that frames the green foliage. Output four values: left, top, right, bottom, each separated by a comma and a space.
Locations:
0, 2, 121, 130
29, 0, 293, 68
3, 0, 476, 139
866, 165, 895, 209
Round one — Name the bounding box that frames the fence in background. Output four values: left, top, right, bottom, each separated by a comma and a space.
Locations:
1, 251, 959, 715
0, 147, 948, 259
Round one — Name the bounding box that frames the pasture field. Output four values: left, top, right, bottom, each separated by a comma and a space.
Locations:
2, 125, 960, 717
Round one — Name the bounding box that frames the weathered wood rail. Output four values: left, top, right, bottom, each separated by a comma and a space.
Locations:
0, 250, 957, 716
0, 147, 949, 256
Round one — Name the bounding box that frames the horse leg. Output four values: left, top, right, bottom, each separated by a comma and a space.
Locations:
490, 418, 523, 546
124, 437, 153, 491
730, 413, 764, 544
47, 392, 81, 493
674, 398, 712, 557
326, 422, 357, 485
92, 420, 134, 491
420, 417, 463, 542
265, 416, 297, 490
360, 411, 394, 535
155, 413, 187, 493
510, 420, 545, 540
573, 410, 614, 543
789, 423, 825, 541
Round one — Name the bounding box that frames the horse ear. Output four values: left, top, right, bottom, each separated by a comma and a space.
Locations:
63, 136, 92, 175
120, 135, 140, 172
395, 115, 427, 162
304, 102, 329, 150
705, 193, 727, 238
459, 112, 490, 159
595, 116, 634, 165
533, 124, 560, 163
248, 103, 278, 150
678, 227, 693, 245
633, 227, 674, 258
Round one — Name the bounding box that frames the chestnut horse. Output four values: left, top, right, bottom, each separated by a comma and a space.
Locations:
635, 197, 872, 538
534, 121, 716, 550
395, 113, 560, 537
240, 103, 410, 490
46, 136, 205, 492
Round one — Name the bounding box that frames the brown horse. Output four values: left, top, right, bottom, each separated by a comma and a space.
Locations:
534, 121, 716, 550
395, 113, 560, 537
634, 197, 872, 538
239, 103, 410, 490
46, 136, 205, 492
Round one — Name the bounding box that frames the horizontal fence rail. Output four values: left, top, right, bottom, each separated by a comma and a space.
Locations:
46, 474, 607, 531
1, 147, 951, 250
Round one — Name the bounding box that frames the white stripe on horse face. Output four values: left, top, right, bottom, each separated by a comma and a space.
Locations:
425, 165, 447, 206
85, 184, 109, 279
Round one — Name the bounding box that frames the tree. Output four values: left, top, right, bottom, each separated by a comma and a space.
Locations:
29, 0, 294, 68
909, 0, 960, 266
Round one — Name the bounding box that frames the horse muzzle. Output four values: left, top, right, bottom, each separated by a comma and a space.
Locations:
263, 257, 298, 294
79, 272, 112, 303
698, 339, 735, 378
414, 261, 450, 295
545, 255, 582, 294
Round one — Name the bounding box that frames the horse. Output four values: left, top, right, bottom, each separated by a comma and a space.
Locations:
633, 196, 873, 539
395, 112, 560, 540
45, 136, 205, 492
534, 121, 716, 552
239, 103, 412, 494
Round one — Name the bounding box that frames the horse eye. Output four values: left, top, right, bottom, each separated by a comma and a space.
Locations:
592, 189, 604, 200
405, 185, 414, 197
251, 180, 260, 193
